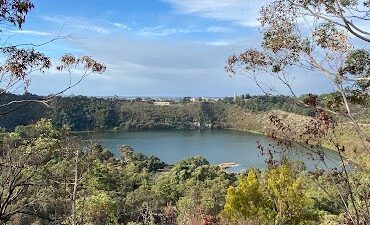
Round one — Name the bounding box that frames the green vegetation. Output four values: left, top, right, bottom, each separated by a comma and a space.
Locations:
231, 94, 314, 116
1, 93, 368, 167
2, 92, 360, 132
1, 120, 369, 224
222, 164, 317, 225
0, 0, 368, 224
0, 93, 317, 131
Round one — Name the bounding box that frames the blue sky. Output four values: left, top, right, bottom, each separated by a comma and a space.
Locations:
2, 0, 333, 97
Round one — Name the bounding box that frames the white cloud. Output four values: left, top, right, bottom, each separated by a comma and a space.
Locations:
41, 15, 110, 34
206, 26, 233, 33
204, 41, 230, 46
138, 25, 235, 37
111, 22, 131, 30
163, 0, 266, 27
9, 29, 52, 36
139, 25, 199, 37
28, 34, 332, 96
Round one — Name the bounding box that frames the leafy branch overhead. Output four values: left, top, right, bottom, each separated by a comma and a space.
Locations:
0, 0, 34, 29
224, 1, 370, 224
0, 0, 106, 113
227, 0, 369, 105
226, 0, 369, 156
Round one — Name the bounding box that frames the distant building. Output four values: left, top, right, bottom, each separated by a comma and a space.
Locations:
154, 101, 171, 106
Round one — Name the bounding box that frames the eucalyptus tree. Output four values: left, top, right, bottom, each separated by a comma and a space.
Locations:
0, 0, 106, 116
0, 1, 106, 224
226, 0, 370, 224
226, 0, 369, 148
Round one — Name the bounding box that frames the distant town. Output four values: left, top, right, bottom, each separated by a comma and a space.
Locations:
90, 93, 240, 105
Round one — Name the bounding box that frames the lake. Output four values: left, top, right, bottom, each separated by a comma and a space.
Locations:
84, 129, 341, 171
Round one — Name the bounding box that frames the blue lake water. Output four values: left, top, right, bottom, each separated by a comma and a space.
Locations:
84, 129, 341, 171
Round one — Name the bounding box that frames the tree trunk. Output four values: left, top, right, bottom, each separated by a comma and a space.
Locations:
71, 149, 79, 225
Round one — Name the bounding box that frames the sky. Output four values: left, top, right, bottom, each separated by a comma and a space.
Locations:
1, 0, 334, 97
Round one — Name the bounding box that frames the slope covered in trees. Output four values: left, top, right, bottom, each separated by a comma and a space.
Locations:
0, 0, 369, 224
2, 93, 368, 168
0, 93, 348, 131
2, 120, 369, 225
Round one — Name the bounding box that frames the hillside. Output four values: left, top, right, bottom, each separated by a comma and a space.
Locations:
0, 93, 315, 131
1, 93, 369, 167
